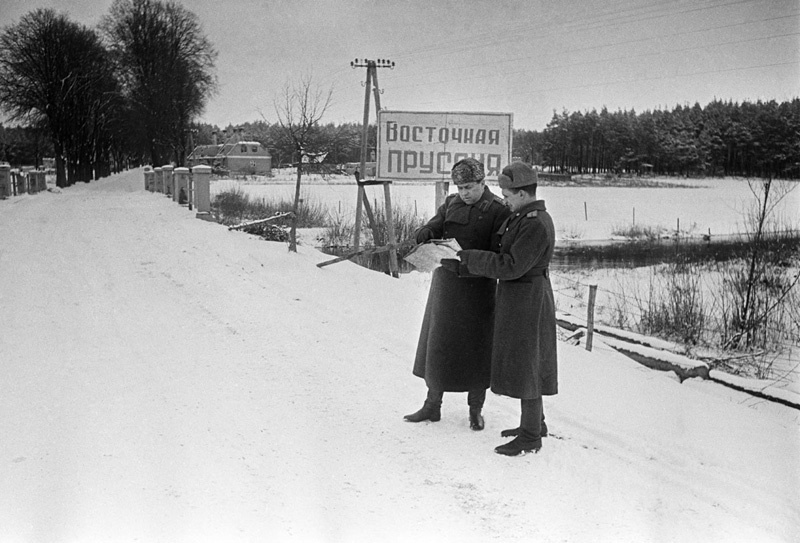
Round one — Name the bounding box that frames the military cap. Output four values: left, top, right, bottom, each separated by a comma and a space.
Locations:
451, 157, 485, 185
498, 162, 538, 189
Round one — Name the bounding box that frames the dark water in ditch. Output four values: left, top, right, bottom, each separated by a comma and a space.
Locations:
552, 236, 800, 270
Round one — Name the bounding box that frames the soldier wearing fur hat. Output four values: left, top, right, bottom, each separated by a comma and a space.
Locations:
449, 162, 558, 456
405, 157, 510, 431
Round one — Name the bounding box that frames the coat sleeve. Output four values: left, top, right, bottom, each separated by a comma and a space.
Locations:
460, 218, 550, 280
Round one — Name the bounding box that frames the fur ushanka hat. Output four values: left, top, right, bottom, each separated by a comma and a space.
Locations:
450, 157, 485, 185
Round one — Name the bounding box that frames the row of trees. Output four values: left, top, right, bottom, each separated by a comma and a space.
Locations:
191, 98, 799, 181
5, 97, 798, 184
0, 0, 217, 187
517, 99, 800, 179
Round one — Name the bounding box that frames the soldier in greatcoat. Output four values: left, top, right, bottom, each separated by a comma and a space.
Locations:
405, 158, 510, 431
451, 162, 558, 455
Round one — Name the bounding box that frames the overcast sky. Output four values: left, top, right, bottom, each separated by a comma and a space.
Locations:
1, 0, 798, 130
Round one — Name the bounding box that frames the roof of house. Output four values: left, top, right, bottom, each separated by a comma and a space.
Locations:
190, 144, 222, 158
189, 141, 271, 159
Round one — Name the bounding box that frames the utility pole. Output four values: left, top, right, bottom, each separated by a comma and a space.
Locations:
350, 58, 399, 277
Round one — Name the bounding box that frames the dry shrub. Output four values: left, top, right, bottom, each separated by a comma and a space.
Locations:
212, 187, 327, 228
633, 261, 707, 345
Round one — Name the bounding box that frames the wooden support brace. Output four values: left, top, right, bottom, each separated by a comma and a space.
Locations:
316, 249, 367, 268
317, 239, 415, 269
228, 212, 294, 231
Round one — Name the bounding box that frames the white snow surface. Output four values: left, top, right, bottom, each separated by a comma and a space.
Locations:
1, 168, 798, 543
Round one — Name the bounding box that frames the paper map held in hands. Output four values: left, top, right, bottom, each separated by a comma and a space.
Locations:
403, 239, 463, 273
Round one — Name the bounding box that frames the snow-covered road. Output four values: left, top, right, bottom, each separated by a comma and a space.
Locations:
1, 169, 797, 542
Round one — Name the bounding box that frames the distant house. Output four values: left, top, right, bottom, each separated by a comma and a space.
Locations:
343, 162, 376, 177
187, 128, 272, 175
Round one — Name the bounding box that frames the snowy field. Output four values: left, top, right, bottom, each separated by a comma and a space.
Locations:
211, 169, 800, 241
1, 168, 799, 542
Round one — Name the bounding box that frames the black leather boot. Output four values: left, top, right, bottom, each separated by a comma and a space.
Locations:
502, 399, 548, 437
404, 400, 441, 423
469, 408, 484, 431
494, 429, 542, 456
500, 420, 548, 438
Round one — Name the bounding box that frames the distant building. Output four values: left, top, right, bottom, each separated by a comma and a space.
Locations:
187, 127, 271, 175
343, 162, 376, 177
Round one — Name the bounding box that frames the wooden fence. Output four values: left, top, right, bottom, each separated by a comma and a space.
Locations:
0, 166, 48, 198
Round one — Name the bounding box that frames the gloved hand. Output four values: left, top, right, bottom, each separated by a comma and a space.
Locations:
415, 228, 434, 244
439, 258, 460, 274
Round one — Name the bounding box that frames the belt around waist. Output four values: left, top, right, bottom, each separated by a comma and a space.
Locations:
502, 267, 549, 283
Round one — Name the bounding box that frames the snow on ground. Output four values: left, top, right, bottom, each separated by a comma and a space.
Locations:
1, 168, 798, 543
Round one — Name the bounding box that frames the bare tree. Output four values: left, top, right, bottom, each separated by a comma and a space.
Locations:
102, 0, 217, 166
722, 178, 800, 351
0, 9, 118, 186
273, 74, 333, 252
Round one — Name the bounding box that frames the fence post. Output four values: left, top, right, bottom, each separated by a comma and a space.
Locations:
27, 171, 36, 193
154, 167, 163, 193
12, 169, 26, 195
0, 164, 11, 198
144, 166, 154, 191
174, 167, 189, 204
34, 170, 47, 192
162, 165, 174, 198
187, 169, 193, 211
586, 284, 597, 352
192, 164, 211, 215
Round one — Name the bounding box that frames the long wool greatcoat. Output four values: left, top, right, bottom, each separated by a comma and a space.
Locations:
459, 199, 558, 399
413, 187, 510, 392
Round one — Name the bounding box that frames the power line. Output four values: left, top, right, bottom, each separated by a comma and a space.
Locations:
385, 0, 791, 78
330, 5, 798, 114
311, 0, 798, 127
387, 0, 760, 65
385, 11, 798, 89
